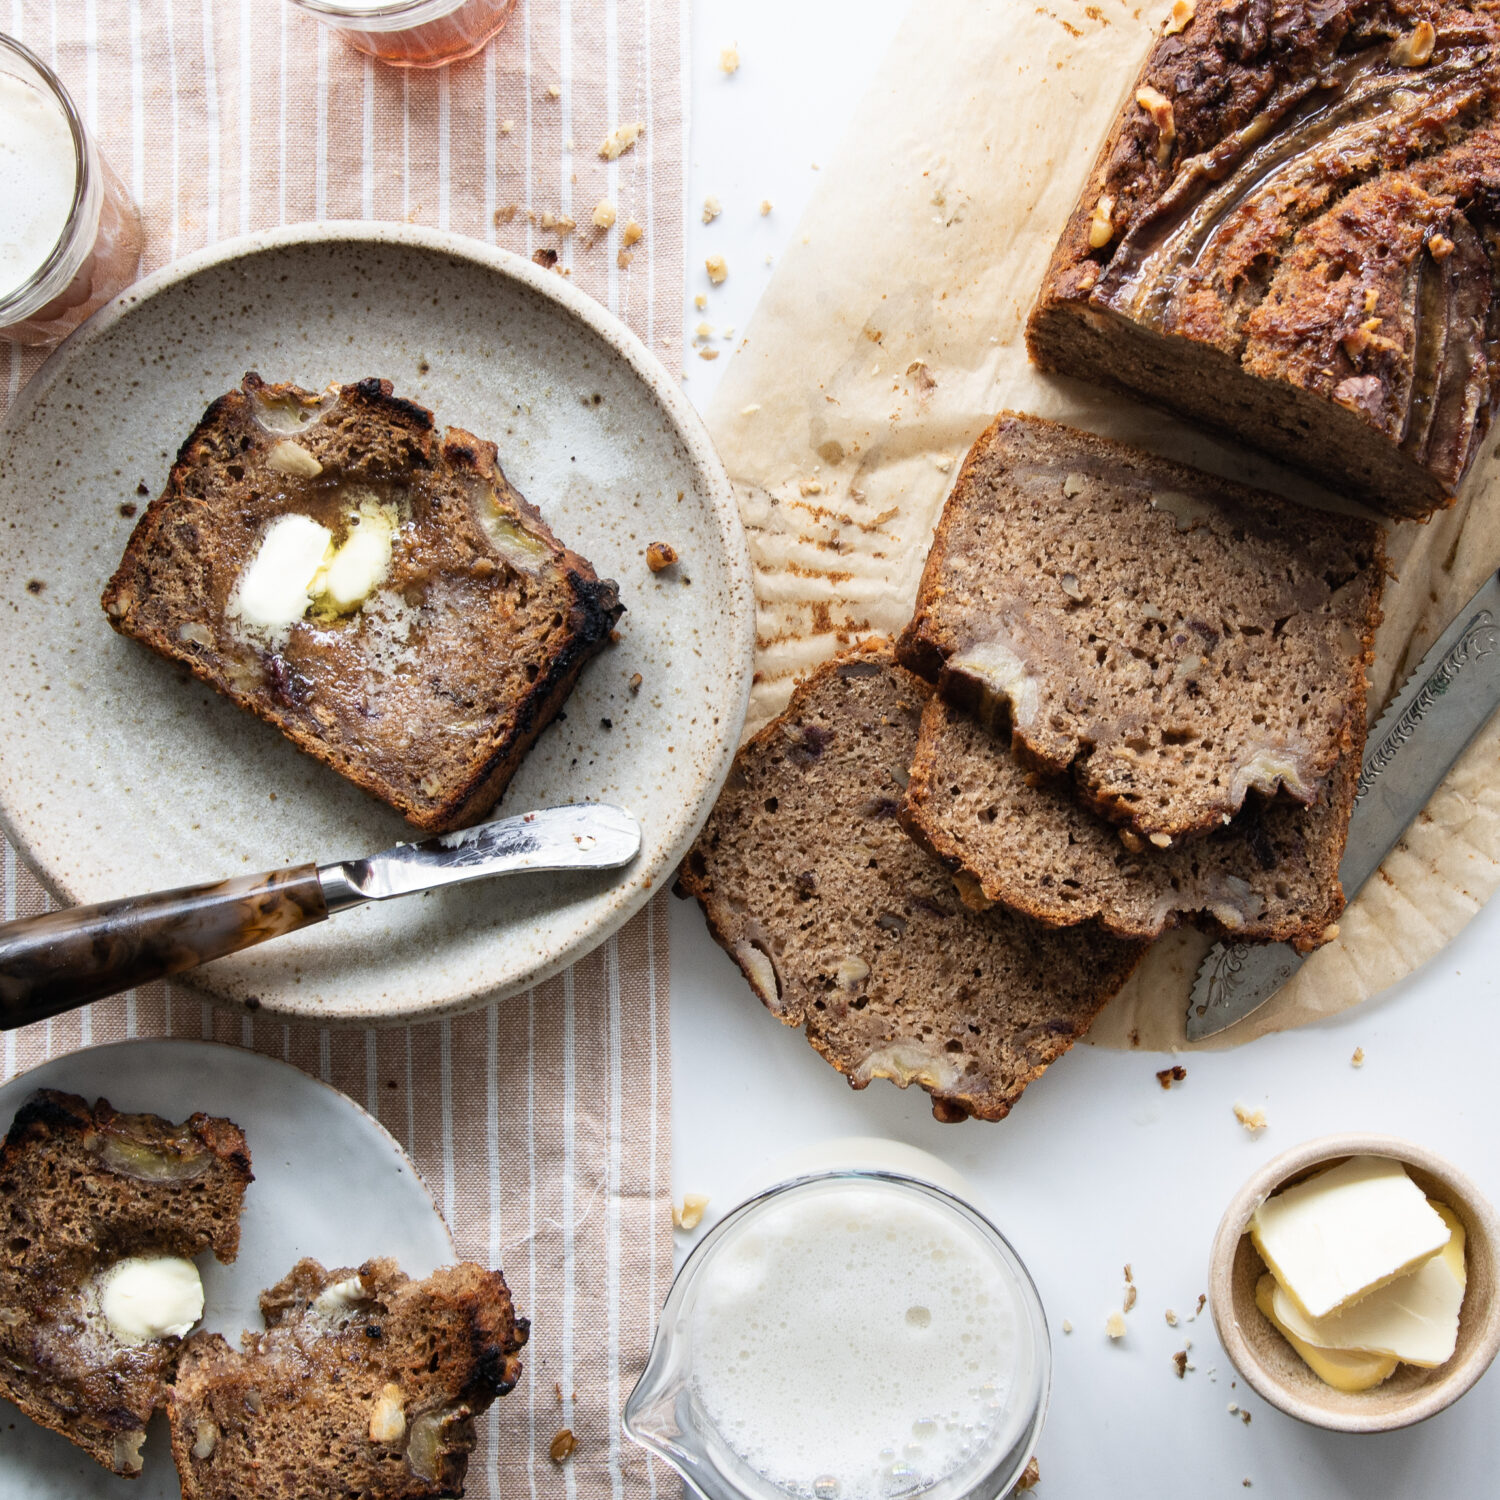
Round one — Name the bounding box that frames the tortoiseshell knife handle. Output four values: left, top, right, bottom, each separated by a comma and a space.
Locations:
0, 866, 329, 1028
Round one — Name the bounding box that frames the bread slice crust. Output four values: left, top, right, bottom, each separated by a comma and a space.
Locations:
677, 641, 1145, 1123
102, 374, 623, 833
0, 1090, 252, 1476
1025, 0, 1500, 519
895, 412, 1384, 842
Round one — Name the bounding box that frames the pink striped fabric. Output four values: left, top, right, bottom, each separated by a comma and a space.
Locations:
0, 2, 684, 1495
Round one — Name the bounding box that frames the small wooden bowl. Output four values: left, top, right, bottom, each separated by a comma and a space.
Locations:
1208, 1133, 1500, 1432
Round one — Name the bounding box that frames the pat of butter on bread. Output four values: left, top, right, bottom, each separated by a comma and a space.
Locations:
1250, 1156, 1449, 1320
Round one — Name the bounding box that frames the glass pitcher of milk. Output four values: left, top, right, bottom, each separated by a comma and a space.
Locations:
0, 34, 142, 347
624, 1172, 1050, 1500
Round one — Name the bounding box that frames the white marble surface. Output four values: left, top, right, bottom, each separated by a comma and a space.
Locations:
673, 1, 1500, 1493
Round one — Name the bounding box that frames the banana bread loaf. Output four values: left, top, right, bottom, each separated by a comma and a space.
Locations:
895, 413, 1384, 842
102, 374, 623, 833
0, 1091, 252, 1476
1026, 0, 1500, 520
677, 642, 1146, 1123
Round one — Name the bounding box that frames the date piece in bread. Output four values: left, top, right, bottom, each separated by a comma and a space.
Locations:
0, 1091, 252, 1476
169, 1257, 528, 1500
102, 374, 624, 834
903, 695, 1356, 952
1026, 0, 1500, 520
676, 643, 1146, 1124
895, 414, 1384, 842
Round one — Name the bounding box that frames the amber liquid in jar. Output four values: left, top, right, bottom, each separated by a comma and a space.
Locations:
292, 0, 517, 69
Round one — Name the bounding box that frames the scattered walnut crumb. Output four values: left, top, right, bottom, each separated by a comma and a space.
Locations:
693, 293, 707, 310
532, 248, 559, 269
1165, 1309, 1178, 1326
646, 542, 678, 572
546, 83, 561, 99
549, 1429, 577, 1463
1233, 1102, 1268, 1134
1123, 1284, 1138, 1313
1016, 1457, 1041, 1492
501, 118, 515, 134
1124, 1264, 1134, 1284
702, 195, 722, 224
616, 250, 634, 269
720, 44, 740, 74
694, 320, 713, 339
1352, 1046, 1366, 1068
698, 348, 720, 361
799, 479, 824, 496
740, 404, 761, 416
628, 673, 643, 695
1106, 1311, 1127, 1340
705, 253, 728, 284
1156, 1065, 1187, 1089
554, 1382, 562, 1402
599, 122, 645, 160
1228, 1402, 1239, 1415
1196, 1293, 1207, 1317
1243, 1482, 1252, 1490
907, 359, 937, 393
1163, 0, 1195, 32
494, 205, 518, 226
760, 199, 773, 215
623, 219, 644, 247
1173, 1350, 1188, 1378
592, 199, 617, 230
1061, 1319, 1073, 1334
672, 1192, 709, 1229
1088, 193, 1115, 249
1241, 1409, 1252, 1426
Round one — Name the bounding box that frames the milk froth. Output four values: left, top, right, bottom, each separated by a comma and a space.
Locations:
0, 71, 76, 300
689, 1181, 1024, 1500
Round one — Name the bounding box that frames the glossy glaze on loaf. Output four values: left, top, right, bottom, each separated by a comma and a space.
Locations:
1028, 0, 1500, 518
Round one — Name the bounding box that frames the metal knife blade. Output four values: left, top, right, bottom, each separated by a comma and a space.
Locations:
318, 802, 642, 910
1185, 571, 1500, 1041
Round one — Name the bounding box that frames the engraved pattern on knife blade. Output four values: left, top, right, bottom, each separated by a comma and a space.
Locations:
1193, 940, 1298, 1020
1355, 611, 1500, 801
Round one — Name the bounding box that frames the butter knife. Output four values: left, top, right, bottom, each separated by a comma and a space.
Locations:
1185, 572, 1500, 1041
0, 803, 641, 1029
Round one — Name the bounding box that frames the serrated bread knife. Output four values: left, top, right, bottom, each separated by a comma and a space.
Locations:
0, 803, 641, 1030
1185, 572, 1500, 1041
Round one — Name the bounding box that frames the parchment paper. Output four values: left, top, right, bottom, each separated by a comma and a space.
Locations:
704, 0, 1500, 1049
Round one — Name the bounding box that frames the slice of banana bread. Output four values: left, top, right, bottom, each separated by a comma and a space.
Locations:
1026, 0, 1500, 519
102, 374, 623, 833
0, 1090, 252, 1476
903, 695, 1356, 952
676, 643, 1146, 1123
895, 413, 1384, 842
168, 1257, 528, 1500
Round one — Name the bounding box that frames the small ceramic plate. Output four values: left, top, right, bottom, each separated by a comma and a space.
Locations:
0, 1039, 455, 1498
0, 222, 753, 1023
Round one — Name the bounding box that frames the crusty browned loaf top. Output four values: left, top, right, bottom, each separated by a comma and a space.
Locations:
677, 642, 1146, 1123
895, 413, 1384, 842
102, 374, 623, 833
0, 1091, 252, 1476
169, 1256, 527, 1500
1027, 0, 1500, 519
903, 694, 1356, 952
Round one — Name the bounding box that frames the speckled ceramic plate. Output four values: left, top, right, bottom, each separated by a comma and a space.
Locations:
0, 223, 753, 1023
0, 1039, 454, 1498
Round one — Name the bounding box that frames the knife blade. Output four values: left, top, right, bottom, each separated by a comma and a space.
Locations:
0, 802, 642, 1027
1185, 571, 1500, 1041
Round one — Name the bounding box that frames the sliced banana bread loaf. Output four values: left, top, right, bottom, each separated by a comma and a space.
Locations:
1026, 0, 1500, 520
102, 374, 623, 833
903, 695, 1356, 951
169, 1257, 527, 1500
677, 643, 1146, 1123
895, 413, 1384, 842
0, 1091, 252, 1476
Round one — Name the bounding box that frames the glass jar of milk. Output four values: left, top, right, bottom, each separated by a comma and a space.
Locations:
625, 1173, 1050, 1500
284, 0, 518, 68
0, 34, 142, 347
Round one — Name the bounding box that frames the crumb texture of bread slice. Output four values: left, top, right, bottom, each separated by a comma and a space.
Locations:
1025, 0, 1500, 518
677, 642, 1145, 1123
169, 1257, 528, 1500
903, 695, 1355, 952
101, 374, 623, 833
895, 413, 1384, 841
0, 1090, 252, 1475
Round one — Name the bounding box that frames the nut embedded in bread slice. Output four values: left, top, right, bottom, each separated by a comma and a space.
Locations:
895, 412, 1384, 842
101, 374, 624, 833
168, 1257, 529, 1500
677, 641, 1146, 1123
0, 1090, 252, 1476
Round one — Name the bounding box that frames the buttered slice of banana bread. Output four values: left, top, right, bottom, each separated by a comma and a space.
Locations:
169, 1257, 527, 1500
1025, 0, 1500, 520
0, 1090, 252, 1476
903, 695, 1356, 952
895, 413, 1384, 843
676, 643, 1146, 1123
102, 374, 623, 834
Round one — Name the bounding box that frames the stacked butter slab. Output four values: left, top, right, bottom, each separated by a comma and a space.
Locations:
894, 413, 1386, 954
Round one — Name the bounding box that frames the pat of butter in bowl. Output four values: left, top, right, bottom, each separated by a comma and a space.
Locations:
1250, 1156, 1466, 1393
